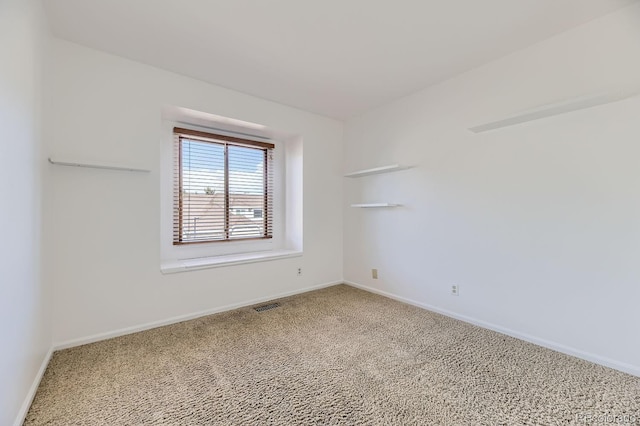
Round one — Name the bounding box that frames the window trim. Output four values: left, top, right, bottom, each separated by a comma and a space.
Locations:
173, 127, 274, 245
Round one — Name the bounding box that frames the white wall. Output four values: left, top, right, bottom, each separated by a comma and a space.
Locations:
0, 0, 50, 424
45, 39, 344, 346
343, 5, 640, 375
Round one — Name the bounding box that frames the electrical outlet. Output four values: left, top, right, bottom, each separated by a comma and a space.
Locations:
372, 269, 378, 279
297, 267, 302, 276
451, 285, 459, 296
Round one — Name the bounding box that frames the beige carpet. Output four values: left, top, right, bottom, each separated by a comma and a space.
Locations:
25, 285, 639, 425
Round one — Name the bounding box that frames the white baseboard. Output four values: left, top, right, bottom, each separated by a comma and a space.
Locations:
344, 280, 640, 378
54, 280, 343, 350
19, 278, 637, 426
14, 347, 53, 426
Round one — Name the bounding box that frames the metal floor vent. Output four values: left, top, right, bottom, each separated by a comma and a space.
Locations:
254, 302, 281, 312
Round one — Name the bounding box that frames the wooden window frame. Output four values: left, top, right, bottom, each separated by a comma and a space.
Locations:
173, 127, 274, 245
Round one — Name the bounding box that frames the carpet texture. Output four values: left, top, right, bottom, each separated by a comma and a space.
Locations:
25, 285, 640, 425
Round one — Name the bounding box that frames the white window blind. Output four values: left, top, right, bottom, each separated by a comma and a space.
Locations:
173, 127, 274, 244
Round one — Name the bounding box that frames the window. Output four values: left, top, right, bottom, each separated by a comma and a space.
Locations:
173, 127, 274, 245
160, 108, 303, 273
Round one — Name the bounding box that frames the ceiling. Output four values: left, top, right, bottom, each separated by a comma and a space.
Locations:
43, 0, 637, 120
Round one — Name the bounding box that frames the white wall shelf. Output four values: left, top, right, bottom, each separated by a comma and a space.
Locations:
346, 165, 409, 208
351, 203, 401, 208
344, 164, 410, 178
48, 158, 151, 173
468, 89, 638, 133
